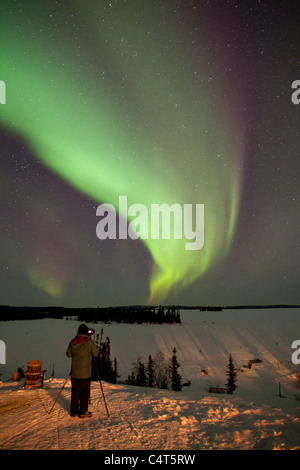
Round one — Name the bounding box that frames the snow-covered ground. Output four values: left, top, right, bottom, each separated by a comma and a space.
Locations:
0, 308, 300, 450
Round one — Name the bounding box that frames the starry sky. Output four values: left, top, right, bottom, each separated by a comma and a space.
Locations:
0, 0, 299, 308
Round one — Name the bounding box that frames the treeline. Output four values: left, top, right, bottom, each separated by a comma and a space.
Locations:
0, 305, 181, 324
0, 305, 65, 321
2, 304, 298, 322
77, 305, 181, 324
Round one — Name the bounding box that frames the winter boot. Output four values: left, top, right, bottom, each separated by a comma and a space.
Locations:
79, 411, 92, 419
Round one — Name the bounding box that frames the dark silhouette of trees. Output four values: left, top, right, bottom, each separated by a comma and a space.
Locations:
136, 357, 147, 387
100, 337, 113, 381
92, 335, 114, 383
77, 305, 181, 324
0, 305, 181, 323
127, 348, 182, 392
128, 356, 147, 386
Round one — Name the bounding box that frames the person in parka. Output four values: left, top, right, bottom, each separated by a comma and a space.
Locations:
66, 324, 99, 418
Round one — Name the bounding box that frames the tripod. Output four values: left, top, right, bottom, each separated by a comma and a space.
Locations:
48, 360, 110, 418
93, 356, 110, 418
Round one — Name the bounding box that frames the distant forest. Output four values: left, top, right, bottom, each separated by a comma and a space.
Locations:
0, 304, 297, 323
0, 305, 182, 324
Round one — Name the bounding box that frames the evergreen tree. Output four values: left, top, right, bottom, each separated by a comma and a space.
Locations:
127, 371, 136, 385
96, 336, 113, 382
147, 355, 155, 388
105, 337, 114, 381
226, 353, 238, 394
132, 355, 147, 386
130, 371, 135, 385
137, 358, 147, 387
169, 347, 182, 391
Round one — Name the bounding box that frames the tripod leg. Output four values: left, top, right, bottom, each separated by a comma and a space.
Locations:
48, 373, 71, 415
93, 357, 110, 418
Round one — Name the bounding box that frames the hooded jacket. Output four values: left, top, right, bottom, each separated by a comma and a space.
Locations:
66, 334, 99, 379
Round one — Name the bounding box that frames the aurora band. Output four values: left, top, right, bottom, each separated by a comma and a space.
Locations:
0, 1, 246, 303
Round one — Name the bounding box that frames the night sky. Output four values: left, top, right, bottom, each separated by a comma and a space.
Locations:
0, 1, 299, 308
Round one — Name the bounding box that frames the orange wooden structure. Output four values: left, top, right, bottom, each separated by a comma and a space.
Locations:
24, 360, 46, 388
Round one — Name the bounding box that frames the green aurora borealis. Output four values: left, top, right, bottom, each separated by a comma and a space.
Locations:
0, 1, 299, 307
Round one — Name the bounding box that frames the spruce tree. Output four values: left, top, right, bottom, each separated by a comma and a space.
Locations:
132, 355, 147, 386
98, 337, 113, 382
169, 347, 182, 391
147, 355, 155, 388
226, 353, 238, 394
137, 358, 147, 387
